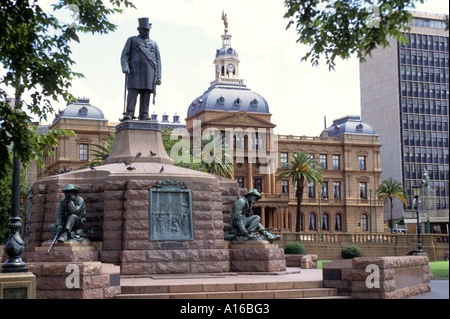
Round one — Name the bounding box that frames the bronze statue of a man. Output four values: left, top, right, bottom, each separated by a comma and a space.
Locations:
48, 184, 89, 242
120, 17, 162, 121
226, 189, 281, 243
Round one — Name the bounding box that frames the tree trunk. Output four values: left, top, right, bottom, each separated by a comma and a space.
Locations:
390, 198, 394, 233
295, 178, 304, 232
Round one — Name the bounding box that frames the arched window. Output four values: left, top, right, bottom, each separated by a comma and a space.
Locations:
361, 214, 369, 231
335, 213, 342, 231
308, 213, 317, 231
321, 213, 330, 231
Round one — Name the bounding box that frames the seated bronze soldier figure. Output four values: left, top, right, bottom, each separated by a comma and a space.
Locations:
48, 184, 90, 242
226, 189, 281, 243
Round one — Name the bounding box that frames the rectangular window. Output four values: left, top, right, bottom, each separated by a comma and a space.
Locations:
360, 182, 367, 199
320, 154, 327, 169
235, 177, 244, 188
253, 178, 263, 193
280, 153, 288, 168
321, 181, 328, 199
333, 155, 340, 170
334, 182, 341, 199
281, 180, 289, 194
308, 181, 315, 198
358, 156, 366, 171
79, 144, 89, 161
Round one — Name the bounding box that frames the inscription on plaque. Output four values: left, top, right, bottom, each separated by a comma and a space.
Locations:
149, 180, 193, 241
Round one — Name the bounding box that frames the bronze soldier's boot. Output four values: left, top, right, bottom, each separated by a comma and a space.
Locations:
57, 230, 69, 242
259, 229, 281, 243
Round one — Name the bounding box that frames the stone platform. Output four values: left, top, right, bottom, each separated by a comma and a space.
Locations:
115, 268, 348, 299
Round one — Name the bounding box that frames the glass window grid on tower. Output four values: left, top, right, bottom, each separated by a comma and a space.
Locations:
398, 31, 449, 210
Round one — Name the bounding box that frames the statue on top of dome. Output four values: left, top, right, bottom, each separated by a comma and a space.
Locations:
222, 10, 228, 33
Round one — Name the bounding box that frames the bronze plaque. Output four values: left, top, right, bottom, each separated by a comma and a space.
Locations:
149, 180, 193, 241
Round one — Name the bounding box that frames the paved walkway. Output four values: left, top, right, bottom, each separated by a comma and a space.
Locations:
410, 280, 449, 299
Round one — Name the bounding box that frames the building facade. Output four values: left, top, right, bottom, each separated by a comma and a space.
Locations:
360, 12, 449, 233
185, 21, 384, 233
39, 98, 113, 179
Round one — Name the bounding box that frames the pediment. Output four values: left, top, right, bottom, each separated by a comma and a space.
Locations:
204, 111, 276, 129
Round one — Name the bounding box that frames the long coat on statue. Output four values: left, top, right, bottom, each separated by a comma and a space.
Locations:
121, 35, 162, 91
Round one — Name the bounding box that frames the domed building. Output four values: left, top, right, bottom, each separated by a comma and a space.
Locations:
52, 98, 106, 124
42, 98, 113, 177
186, 17, 277, 200
320, 115, 377, 138
186, 21, 275, 138
187, 30, 270, 118
185, 15, 384, 235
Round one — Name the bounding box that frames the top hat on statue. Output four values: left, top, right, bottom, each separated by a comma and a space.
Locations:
138, 17, 152, 29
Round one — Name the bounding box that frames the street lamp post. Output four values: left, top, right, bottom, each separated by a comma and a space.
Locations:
2, 153, 27, 272
423, 170, 430, 234
412, 184, 424, 255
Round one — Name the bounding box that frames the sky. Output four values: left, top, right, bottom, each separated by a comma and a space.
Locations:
12, 0, 450, 136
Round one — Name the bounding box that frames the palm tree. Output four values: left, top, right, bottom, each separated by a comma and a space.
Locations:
200, 134, 234, 178
376, 177, 408, 233
277, 151, 323, 232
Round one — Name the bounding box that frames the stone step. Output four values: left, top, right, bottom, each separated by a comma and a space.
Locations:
115, 279, 346, 299
120, 279, 323, 295
114, 287, 340, 299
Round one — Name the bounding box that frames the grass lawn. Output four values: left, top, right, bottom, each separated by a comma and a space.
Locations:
317, 260, 449, 279
317, 260, 332, 269
429, 261, 449, 279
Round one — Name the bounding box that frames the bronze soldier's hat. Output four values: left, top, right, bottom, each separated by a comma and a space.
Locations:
245, 188, 261, 200
138, 17, 152, 29
62, 184, 80, 194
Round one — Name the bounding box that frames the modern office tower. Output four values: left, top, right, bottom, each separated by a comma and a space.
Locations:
360, 11, 449, 232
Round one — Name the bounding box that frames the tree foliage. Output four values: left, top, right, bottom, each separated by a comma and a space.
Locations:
161, 128, 234, 178
277, 151, 323, 232
0, 0, 135, 178
283, 0, 424, 69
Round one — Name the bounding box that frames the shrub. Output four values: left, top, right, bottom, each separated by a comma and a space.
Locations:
284, 242, 306, 255
341, 245, 362, 259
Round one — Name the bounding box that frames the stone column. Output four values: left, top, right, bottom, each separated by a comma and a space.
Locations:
260, 207, 266, 228
247, 161, 253, 190
284, 207, 289, 230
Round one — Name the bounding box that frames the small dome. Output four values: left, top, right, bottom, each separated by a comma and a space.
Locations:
322, 116, 377, 137
52, 99, 106, 124
216, 46, 238, 58
187, 83, 270, 118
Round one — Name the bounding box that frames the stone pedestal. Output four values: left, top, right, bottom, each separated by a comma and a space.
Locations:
25, 242, 120, 299
104, 120, 173, 165
228, 240, 286, 273
26, 242, 101, 263
25, 120, 241, 277
0, 272, 36, 299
